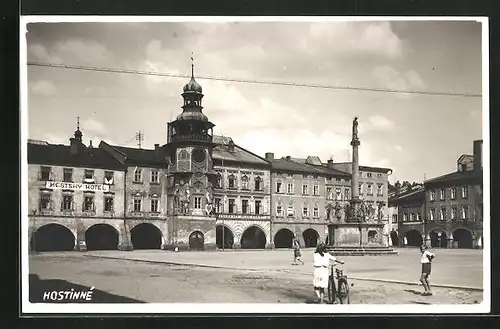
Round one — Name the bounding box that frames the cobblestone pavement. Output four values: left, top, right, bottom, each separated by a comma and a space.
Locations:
28, 250, 484, 304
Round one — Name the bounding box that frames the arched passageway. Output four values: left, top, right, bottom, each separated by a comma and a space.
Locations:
405, 229, 422, 247
189, 231, 204, 250
302, 229, 319, 248
274, 229, 294, 248
131, 223, 162, 249
453, 228, 473, 249
216, 225, 234, 249
241, 226, 267, 249
430, 230, 448, 248
31, 224, 75, 252
390, 231, 399, 246
85, 224, 119, 251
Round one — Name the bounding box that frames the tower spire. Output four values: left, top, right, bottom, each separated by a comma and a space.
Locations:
76, 116, 80, 131
191, 51, 195, 77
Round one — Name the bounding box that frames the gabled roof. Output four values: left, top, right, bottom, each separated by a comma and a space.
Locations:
424, 169, 482, 186
213, 144, 270, 167
330, 162, 392, 174
103, 143, 166, 167
269, 158, 326, 175
388, 186, 425, 205
308, 163, 351, 178
28, 142, 124, 170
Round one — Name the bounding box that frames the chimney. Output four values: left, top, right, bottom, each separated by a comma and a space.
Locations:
89, 140, 93, 148
154, 143, 160, 156
473, 140, 483, 171
286, 156, 291, 160
265, 152, 274, 161
327, 159, 334, 169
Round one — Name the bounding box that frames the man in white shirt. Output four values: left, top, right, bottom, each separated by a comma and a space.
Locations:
420, 245, 435, 296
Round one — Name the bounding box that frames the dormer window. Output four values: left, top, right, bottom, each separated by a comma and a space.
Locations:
84, 170, 95, 183
460, 163, 467, 172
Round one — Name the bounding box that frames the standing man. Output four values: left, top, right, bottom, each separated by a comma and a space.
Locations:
420, 245, 435, 296
292, 237, 304, 265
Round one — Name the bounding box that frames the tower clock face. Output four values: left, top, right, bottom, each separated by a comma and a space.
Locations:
192, 148, 207, 163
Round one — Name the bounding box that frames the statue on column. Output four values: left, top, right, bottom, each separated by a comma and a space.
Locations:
352, 117, 359, 140
377, 202, 384, 222
367, 203, 375, 220
334, 202, 342, 220
175, 180, 191, 214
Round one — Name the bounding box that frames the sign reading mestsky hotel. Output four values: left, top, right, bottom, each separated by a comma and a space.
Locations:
45, 181, 110, 192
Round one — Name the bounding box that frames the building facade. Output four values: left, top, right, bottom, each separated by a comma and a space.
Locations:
212, 136, 272, 249
391, 140, 483, 249
28, 129, 127, 252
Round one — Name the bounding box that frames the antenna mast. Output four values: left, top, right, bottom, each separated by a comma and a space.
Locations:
136, 131, 144, 149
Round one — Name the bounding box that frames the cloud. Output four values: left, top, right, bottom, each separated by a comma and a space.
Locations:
28, 44, 63, 63
372, 66, 426, 92
42, 133, 67, 145
394, 144, 403, 152
28, 39, 111, 65
368, 115, 395, 131
31, 80, 57, 96
81, 118, 107, 135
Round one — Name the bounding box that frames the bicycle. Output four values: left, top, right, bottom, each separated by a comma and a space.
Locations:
327, 265, 351, 304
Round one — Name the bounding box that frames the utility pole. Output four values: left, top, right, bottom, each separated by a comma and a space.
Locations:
136, 131, 144, 149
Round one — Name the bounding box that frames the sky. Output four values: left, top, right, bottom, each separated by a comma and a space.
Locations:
24, 19, 484, 183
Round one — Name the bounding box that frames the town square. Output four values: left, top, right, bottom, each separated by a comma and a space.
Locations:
23, 18, 486, 310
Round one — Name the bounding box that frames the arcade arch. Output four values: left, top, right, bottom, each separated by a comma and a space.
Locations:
241, 225, 267, 249
31, 223, 75, 252
85, 224, 119, 251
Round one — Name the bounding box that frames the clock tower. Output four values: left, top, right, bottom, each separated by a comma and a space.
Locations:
164, 58, 218, 250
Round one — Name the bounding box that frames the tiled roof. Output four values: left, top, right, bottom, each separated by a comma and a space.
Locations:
308, 164, 352, 177
105, 144, 166, 166
388, 186, 425, 204
269, 158, 326, 174
330, 162, 392, 173
27, 143, 124, 170
213, 135, 233, 145
213, 144, 270, 166
424, 169, 482, 185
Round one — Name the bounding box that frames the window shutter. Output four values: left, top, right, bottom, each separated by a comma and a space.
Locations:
71, 201, 75, 211
92, 201, 96, 212
60, 200, 64, 211
49, 171, 54, 181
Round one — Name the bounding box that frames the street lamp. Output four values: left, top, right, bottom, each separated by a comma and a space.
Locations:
31, 209, 37, 253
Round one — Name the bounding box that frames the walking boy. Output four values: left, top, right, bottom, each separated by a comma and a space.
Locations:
420, 244, 435, 296
292, 237, 304, 265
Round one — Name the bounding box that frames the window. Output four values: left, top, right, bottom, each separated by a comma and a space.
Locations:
460, 163, 467, 172
417, 212, 421, 221
440, 207, 445, 221
287, 206, 294, 217
439, 189, 445, 200
215, 174, 222, 189
303, 206, 309, 217
104, 171, 114, 185
254, 176, 262, 191
104, 197, 114, 212
326, 187, 333, 200
302, 184, 308, 195
359, 172, 363, 178
134, 168, 142, 182
377, 184, 383, 196
194, 196, 202, 209
335, 188, 342, 201
214, 198, 222, 213
276, 205, 283, 216
40, 166, 52, 181
410, 213, 414, 221
359, 183, 363, 195
313, 207, 319, 218
276, 182, 283, 193
62, 195, 73, 211
429, 190, 436, 201
462, 186, 469, 199
242, 199, 249, 214
313, 185, 319, 196
255, 200, 261, 215
84, 170, 95, 183
336, 178, 342, 182
84, 196, 95, 212
344, 188, 350, 200
430, 208, 435, 221
313, 175, 318, 179
461, 205, 468, 220
288, 173, 293, 178
302, 174, 308, 178
150, 199, 159, 212
451, 206, 457, 220
63, 168, 73, 182
241, 175, 249, 190
367, 173, 372, 178
377, 173, 382, 178
133, 199, 142, 212
287, 183, 294, 194
403, 213, 408, 222
367, 184, 373, 195
229, 199, 236, 213
392, 214, 398, 223
150, 170, 159, 183
228, 174, 236, 189
450, 187, 456, 200
39, 193, 52, 211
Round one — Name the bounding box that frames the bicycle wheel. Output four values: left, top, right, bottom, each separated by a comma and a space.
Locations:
327, 275, 335, 304
337, 278, 350, 304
